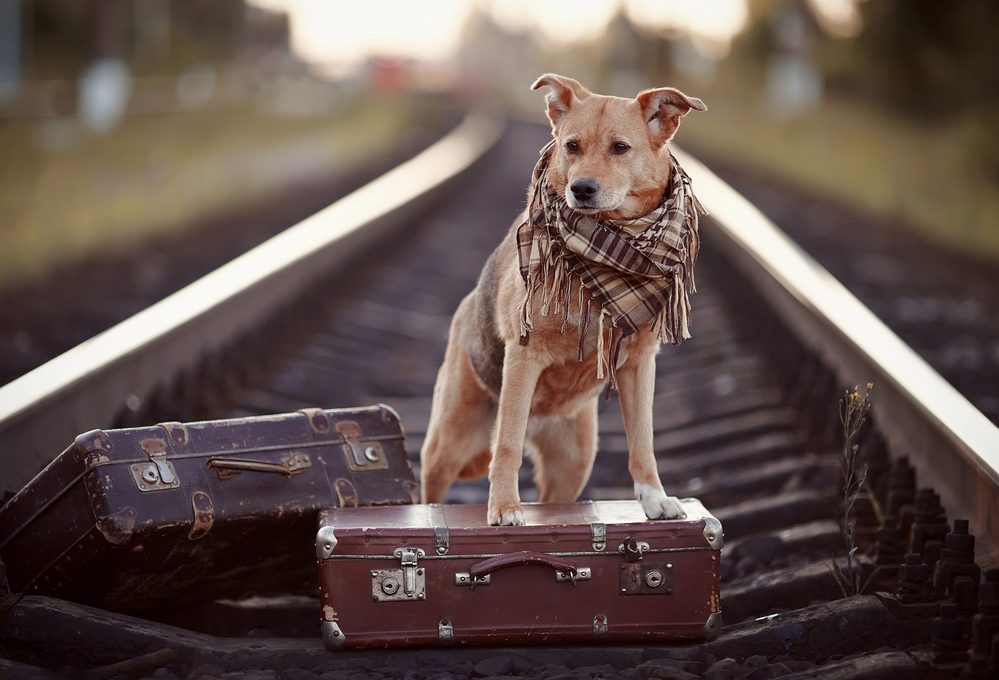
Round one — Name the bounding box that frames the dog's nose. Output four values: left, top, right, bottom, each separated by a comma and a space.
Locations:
570, 179, 599, 202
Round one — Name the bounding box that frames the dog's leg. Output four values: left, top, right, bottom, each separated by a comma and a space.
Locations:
528, 398, 598, 503
421, 345, 493, 504
487, 343, 543, 525
616, 346, 685, 519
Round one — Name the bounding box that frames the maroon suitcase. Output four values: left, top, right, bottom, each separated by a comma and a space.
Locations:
0, 405, 417, 611
315, 499, 722, 649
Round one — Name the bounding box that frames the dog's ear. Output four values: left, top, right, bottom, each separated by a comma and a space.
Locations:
636, 87, 706, 146
531, 73, 590, 129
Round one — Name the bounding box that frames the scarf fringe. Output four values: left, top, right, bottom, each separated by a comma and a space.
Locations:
518, 142, 703, 384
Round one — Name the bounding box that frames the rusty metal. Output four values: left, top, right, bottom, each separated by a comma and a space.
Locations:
187, 491, 214, 541
933, 519, 981, 615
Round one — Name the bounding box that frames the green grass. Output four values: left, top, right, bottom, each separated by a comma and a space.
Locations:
0, 93, 432, 288
675, 69, 999, 264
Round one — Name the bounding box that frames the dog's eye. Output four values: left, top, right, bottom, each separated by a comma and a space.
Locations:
610, 141, 631, 155
565, 140, 580, 154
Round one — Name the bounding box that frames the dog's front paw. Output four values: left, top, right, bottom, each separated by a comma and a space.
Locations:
487, 501, 525, 526
635, 483, 686, 520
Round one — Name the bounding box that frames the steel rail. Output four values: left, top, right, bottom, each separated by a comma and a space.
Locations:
0, 111, 503, 493
676, 149, 999, 567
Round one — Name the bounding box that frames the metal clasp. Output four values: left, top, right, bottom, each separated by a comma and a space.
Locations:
371, 547, 426, 602
130, 439, 180, 492
555, 567, 592, 583
618, 537, 650, 562
454, 572, 491, 587
337, 421, 387, 471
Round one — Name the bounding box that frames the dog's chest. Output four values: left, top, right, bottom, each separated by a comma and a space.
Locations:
527, 317, 633, 416
531, 355, 607, 416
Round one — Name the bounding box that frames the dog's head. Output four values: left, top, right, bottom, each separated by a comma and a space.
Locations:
532, 74, 706, 221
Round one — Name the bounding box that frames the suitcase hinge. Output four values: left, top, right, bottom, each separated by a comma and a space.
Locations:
434, 526, 449, 555
591, 522, 606, 551
371, 547, 426, 602
131, 440, 180, 492
438, 619, 454, 645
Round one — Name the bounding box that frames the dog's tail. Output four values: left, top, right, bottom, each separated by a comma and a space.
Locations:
456, 449, 492, 481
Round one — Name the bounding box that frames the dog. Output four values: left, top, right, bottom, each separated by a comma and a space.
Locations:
420, 74, 706, 525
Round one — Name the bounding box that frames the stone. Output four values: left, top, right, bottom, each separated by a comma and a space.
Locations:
637, 658, 699, 680
575, 664, 618, 678
704, 657, 742, 680
767, 663, 791, 678
279, 671, 317, 680
188, 664, 225, 679
151, 670, 180, 680
473, 656, 518, 677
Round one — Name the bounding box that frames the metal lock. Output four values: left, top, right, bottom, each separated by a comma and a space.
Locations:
130, 440, 180, 492
619, 561, 674, 596
371, 547, 426, 602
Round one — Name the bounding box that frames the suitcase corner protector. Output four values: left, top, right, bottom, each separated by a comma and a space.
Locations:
703, 611, 723, 641
322, 620, 346, 649
375, 403, 402, 428
71, 429, 113, 463
703, 516, 723, 550
316, 525, 337, 559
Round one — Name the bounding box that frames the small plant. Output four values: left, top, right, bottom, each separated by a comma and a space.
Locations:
831, 382, 882, 597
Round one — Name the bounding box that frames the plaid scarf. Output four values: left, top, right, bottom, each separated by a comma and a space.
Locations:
517, 139, 703, 383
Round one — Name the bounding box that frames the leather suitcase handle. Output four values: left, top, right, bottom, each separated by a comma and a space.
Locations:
469, 551, 578, 578
206, 454, 310, 478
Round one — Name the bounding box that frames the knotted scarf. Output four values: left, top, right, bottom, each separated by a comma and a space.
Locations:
516, 139, 704, 384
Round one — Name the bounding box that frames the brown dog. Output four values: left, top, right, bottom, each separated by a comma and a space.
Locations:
420, 74, 706, 525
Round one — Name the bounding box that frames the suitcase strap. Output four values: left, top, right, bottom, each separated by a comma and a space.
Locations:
469, 550, 579, 579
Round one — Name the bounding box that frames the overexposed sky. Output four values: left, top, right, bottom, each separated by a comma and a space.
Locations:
250, 0, 860, 72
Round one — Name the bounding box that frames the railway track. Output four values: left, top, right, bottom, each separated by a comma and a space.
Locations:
2, 114, 999, 679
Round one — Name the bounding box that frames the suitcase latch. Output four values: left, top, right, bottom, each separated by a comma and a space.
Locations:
618, 537, 650, 562
370, 547, 426, 602
336, 421, 388, 471
131, 440, 180, 492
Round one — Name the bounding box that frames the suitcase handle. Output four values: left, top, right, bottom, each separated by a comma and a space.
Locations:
469, 551, 579, 579
206, 453, 311, 478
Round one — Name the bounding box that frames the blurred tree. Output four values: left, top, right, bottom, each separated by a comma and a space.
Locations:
852, 0, 999, 120
25, 0, 251, 78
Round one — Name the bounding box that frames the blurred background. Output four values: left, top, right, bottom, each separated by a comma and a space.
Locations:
1, 1, 998, 382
